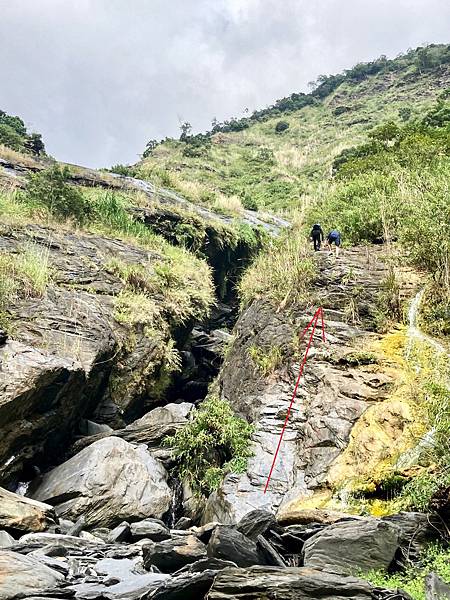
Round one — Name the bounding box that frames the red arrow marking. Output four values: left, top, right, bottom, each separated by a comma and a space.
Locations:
263, 307, 326, 494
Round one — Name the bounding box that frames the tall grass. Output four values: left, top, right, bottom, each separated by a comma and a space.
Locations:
238, 229, 316, 310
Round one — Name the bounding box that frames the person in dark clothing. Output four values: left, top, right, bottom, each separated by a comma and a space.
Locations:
326, 229, 342, 257
310, 223, 324, 251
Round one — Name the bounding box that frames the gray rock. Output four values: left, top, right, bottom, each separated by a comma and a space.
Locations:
236, 509, 276, 540
383, 512, 444, 564
127, 402, 193, 430
0, 531, 15, 548
303, 518, 400, 575
257, 534, 285, 566
0, 340, 85, 484
174, 557, 238, 574
0, 487, 55, 533
207, 525, 264, 567
173, 517, 192, 530
143, 535, 207, 572
70, 573, 169, 600
130, 519, 170, 542
19, 532, 103, 551
142, 570, 216, 600
425, 572, 450, 599
0, 550, 64, 600
31, 437, 172, 527
207, 565, 381, 599
107, 522, 130, 544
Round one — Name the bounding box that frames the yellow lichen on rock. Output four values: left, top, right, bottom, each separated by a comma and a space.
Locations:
327, 327, 426, 496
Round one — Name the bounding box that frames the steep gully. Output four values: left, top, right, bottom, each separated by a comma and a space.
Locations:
1, 162, 449, 597
0, 239, 449, 598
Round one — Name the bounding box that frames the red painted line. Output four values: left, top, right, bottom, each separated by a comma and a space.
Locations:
263, 308, 323, 493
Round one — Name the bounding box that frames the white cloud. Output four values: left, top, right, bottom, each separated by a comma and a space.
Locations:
0, 0, 448, 167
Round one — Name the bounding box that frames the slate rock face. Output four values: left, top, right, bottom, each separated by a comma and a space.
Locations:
0, 340, 85, 483
0, 550, 64, 600
31, 437, 172, 527
206, 565, 380, 599
203, 248, 399, 524
143, 535, 207, 572
303, 518, 400, 575
0, 487, 55, 533
207, 525, 264, 568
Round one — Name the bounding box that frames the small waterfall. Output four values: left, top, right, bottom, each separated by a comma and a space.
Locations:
406, 288, 448, 360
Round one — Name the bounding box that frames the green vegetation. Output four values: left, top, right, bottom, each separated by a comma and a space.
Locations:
238, 229, 315, 309
137, 44, 449, 214
398, 343, 450, 511
365, 544, 450, 600
248, 344, 283, 377
0, 245, 51, 329
25, 165, 92, 224
0, 109, 45, 155
165, 396, 254, 496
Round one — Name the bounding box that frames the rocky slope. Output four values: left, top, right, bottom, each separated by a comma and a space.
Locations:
1, 235, 449, 599
204, 247, 420, 524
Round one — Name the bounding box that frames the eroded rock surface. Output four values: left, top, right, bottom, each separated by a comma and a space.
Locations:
31, 437, 172, 527
204, 248, 414, 523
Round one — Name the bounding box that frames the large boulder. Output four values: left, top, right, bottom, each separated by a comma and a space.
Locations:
0, 550, 64, 600
206, 565, 385, 599
31, 437, 172, 527
143, 535, 207, 573
303, 518, 400, 575
0, 340, 85, 483
207, 525, 264, 567
0, 488, 55, 533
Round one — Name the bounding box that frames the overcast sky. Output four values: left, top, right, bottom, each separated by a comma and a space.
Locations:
1, 0, 449, 168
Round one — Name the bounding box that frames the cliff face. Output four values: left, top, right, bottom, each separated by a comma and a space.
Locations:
204, 247, 421, 523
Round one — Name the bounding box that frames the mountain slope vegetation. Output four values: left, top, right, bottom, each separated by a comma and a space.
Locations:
136, 43, 450, 215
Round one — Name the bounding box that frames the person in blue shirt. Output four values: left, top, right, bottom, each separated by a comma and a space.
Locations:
326, 229, 341, 258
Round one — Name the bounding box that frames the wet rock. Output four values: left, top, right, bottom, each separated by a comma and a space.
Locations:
0, 487, 56, 533
206, 565, 381, 599
0, 550, 64, 599
129, 519, 170, 542
303, 518, 400, 575
69, 573, 169, 600
31, 437, 172, 527
0, 531, 15, 548
143, 535, 207, 572
425, 572, 450, 599
236, 509, 277, 540
207, 525, 264, 567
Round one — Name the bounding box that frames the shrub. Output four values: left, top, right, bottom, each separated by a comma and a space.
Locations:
0, 124, 24, 152
248, 344, 283, 376
275, 120, 290, 133
109, 164, 135, 177
365, 544, 450, 600
165, 396, 254, 495
0, 245, 51, 329
24, 165, 92, 224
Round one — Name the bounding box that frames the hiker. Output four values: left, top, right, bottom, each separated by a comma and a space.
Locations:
326, 229, 341, 257
310, 223, 324, 251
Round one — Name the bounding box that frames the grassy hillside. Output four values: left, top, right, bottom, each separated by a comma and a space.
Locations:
135, 44, 450, 216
